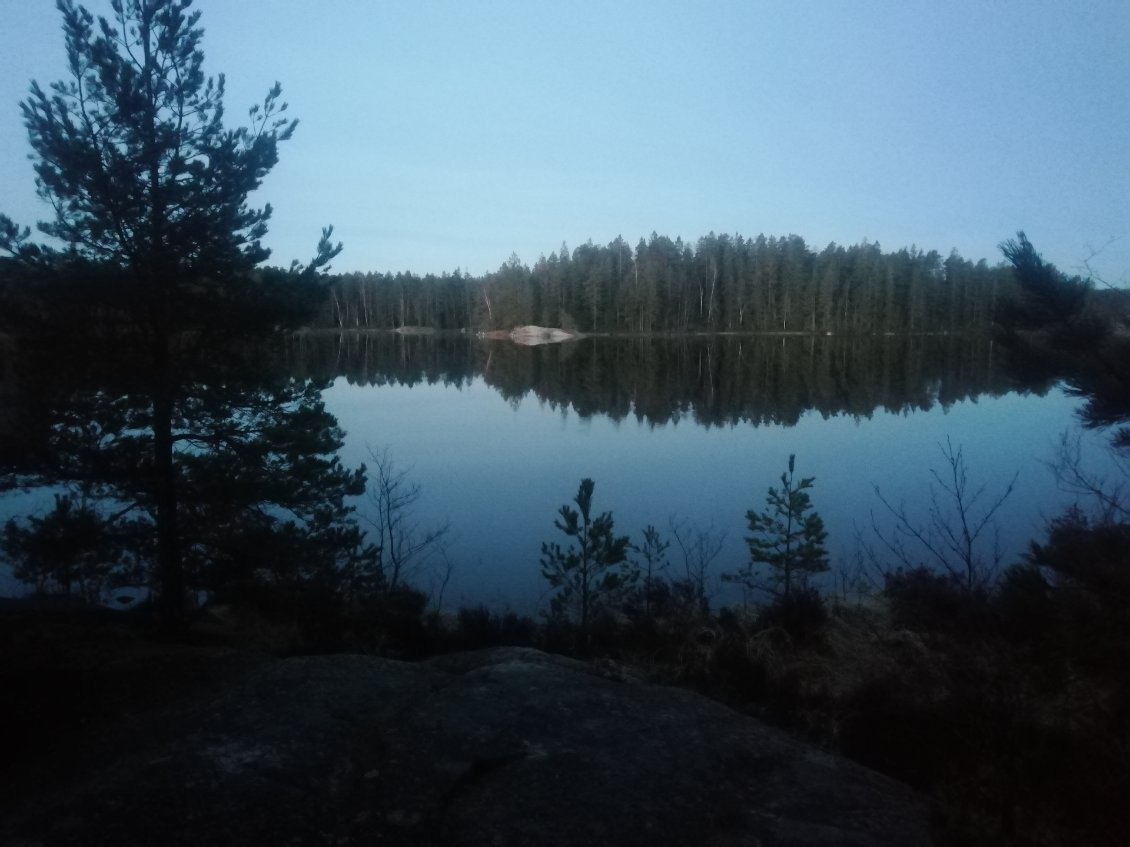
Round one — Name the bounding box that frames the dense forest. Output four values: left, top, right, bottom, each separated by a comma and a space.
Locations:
313, 233, 1014, 335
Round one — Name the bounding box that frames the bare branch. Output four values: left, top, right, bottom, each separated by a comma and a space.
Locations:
1076, 235, 1124, 289
1045, 429, 1130, 523
364, 445, 450, 591
668, 515, 723, 610
872, 438, 1017, 590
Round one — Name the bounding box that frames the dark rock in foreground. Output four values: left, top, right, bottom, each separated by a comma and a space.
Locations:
3, 647, 928, 845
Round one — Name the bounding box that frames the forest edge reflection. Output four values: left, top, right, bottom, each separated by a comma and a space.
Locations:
285, 330, 1049, 428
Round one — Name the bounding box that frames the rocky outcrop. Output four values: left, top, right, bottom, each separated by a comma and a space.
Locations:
507, 325, 579, 345
1, 647, 929, 846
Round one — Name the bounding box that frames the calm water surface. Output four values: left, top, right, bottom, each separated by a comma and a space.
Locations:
0, 334, 1115, 608
323, 338, 1108, 611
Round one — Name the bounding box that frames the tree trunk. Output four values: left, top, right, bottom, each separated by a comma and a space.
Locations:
152, 330, 185, 631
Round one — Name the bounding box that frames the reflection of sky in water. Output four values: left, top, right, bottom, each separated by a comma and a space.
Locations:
0, 380, 1116, 609
327, 377, 1114, 612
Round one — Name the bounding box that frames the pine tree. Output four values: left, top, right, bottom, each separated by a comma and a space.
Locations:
1, 494, 119, 600
0, 1, 358, 627
540, 478, 633, 630
726, 455, 829, 599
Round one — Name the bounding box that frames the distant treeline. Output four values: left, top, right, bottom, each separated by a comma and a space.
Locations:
313, 234, 1014, 335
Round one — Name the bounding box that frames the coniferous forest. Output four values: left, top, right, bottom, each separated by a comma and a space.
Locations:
314, 233, 1011, 335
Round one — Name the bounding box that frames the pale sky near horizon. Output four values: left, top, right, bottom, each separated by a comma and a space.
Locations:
1, 1, 1127, 283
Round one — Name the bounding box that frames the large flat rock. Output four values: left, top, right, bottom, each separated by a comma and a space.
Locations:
2, 647, 928, 845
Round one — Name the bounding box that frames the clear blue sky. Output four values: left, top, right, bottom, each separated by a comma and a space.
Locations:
2, 0, 1127, 282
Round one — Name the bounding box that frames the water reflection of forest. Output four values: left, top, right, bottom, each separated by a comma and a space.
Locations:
287, 332, 1047, 428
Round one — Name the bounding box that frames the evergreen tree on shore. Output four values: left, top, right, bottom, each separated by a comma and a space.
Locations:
725, 455, 829, 600
0, 0, 366, 627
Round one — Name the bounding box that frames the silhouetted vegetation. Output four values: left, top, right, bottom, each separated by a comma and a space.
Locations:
312, 234, 1012, 337
724, 454, 829, 602
996, 230, 1130, 447
1, 494, 125, 601
523, 471, 1128, 845
0, 0, 362, 632
540, 478, 633, 634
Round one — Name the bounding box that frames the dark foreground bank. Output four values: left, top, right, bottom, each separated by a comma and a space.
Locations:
0, 609, 927, 847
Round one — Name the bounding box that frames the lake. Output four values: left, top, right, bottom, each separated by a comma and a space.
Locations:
300, 332, 1111, 612
0, 332, 1115, 609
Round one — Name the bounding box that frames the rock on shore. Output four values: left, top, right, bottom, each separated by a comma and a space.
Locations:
2, 647, 929, 846
508, 325, 579, 345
